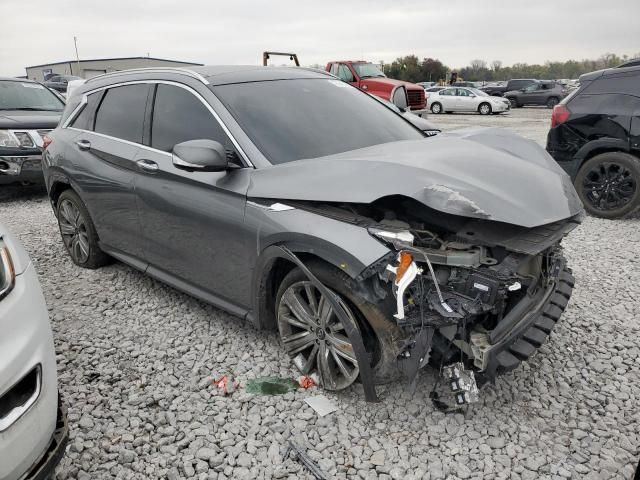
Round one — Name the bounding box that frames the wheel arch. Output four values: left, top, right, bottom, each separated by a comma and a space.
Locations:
575, 138, 633, 174
249, 241, 390, 331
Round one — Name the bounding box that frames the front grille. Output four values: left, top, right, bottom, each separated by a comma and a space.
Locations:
407, 89, 425, 108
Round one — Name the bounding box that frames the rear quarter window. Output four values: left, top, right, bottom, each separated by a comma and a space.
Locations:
583, 72, 640, 97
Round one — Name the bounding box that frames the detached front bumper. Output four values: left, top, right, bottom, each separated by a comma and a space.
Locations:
19, 396, 69, 480
470, 267, 575, 382
0, 155, 44, 184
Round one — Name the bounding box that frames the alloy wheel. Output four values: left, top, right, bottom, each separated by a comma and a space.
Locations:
58, 199, 90, 263
277, 280, 359, 390
583, 161, 636, 211
479, 103, 491, 115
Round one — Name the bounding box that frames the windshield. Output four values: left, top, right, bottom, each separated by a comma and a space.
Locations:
469, 88, 489, 97
351, 63, 385, 78
0, 80, 64, 111
213, 79, 424, 164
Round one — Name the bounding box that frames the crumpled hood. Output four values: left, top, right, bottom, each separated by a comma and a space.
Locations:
0, 110, 61, 129
248, 127, 583, 228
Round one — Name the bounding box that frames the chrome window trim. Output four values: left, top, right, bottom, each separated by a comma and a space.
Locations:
62, 80, 253, 167
85, 67, 210, 85
0, 365, 42, 432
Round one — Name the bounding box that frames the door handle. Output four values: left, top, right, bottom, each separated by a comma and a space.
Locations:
136, 159, 159, 173
75, 139, 91, 151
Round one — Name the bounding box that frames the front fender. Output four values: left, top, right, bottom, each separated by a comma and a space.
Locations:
245, 201, 392, 328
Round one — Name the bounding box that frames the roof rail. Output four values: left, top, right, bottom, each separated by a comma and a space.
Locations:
85, 67, 209, 85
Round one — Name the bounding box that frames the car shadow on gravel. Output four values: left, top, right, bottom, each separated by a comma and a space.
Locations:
0, 184, 48, 203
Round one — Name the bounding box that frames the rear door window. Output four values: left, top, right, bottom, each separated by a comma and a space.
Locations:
150, 84, 229, 152
94, 84, 150, 143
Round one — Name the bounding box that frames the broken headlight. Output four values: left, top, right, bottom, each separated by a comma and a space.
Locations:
368, 228, 414, 249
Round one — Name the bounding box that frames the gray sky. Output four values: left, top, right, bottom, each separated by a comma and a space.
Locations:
1, 0, 639, 77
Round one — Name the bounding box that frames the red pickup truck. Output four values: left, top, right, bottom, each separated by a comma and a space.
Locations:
325, 61, 426, 110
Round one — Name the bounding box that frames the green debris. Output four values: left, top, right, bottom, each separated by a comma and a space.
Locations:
246, 377, 299, 395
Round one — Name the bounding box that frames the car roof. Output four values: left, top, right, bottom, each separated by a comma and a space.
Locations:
580, 63, 640, 82
191, 65, 332, 86
0, 76, 37, 83
79, 66, 333, 91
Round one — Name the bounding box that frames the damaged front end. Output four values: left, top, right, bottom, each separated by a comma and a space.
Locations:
291, 197, 581, 405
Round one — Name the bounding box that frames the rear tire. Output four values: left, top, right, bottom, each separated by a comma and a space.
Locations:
56, 190, 111, 268
574, 152, 640, 218
546, 97, 560, 108
430, 102, 442, 114
478, 102, 492, 115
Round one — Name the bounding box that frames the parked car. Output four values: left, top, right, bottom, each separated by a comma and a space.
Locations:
547, 63, 640, 218
43, 75, 82, 93
0, 77, 64, 185
425, 86, 446, 93
480, 78, 537, 96
0, 222, 68, 480
427, 87, 511, 115
44, 66, 581, 402
326, 61, 426, 110
370, 95, 441, 136
417, 81, 436, 89
505, 81, 567, 108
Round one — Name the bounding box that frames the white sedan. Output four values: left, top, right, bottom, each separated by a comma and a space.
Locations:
427, 87, 511, 115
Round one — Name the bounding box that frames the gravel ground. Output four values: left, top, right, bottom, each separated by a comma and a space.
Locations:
1, 108, 639, 480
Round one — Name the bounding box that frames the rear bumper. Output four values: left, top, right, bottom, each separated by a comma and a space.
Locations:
0, 155, 44, 184
471, 267, 575, 382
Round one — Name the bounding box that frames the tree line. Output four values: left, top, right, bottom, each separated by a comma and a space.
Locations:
382, 52, 638, 83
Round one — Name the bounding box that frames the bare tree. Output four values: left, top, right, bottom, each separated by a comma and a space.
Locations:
491, 60, 503, 71
470, 59, 488, 71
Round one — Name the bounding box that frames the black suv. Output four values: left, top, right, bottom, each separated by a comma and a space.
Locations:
547, 64, 640, 218
0, 77, 64, 185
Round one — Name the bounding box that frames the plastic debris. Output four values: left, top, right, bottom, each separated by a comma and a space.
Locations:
211, 375, 239, 395
246, 377, 298, 395
298, 374, 318, 389
304, 395, 338, 417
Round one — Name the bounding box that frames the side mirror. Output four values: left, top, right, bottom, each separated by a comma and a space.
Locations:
391, 86, 408, 110
172, 139, 228, 172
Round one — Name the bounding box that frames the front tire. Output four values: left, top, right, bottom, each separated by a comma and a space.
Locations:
508, 97, 519, 108
430, 102, 443, 114
478, 102, 492, 115
574, 152, 640, 218
275, 263, 383, 390
56, 190, 110, 268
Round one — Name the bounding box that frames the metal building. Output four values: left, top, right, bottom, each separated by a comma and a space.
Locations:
25, 56, 203, 81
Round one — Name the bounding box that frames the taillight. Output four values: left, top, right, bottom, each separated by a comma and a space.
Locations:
42, 135, 52, 150
551, 104, 570, 128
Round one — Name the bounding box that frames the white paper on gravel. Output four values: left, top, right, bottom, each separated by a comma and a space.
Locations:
304, 395, 339, 417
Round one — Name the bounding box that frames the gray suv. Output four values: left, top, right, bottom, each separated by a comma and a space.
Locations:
505, 80, 567, 108
43, 66, 582, 402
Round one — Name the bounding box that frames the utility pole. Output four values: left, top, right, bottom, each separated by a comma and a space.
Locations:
74, 36, 80, 75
